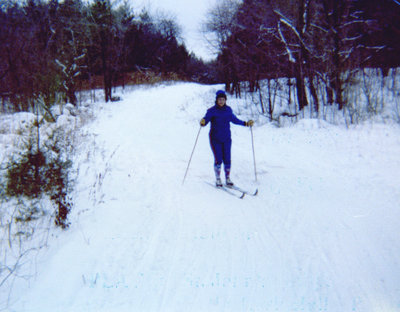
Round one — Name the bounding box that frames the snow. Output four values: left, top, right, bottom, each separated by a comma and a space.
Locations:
2, 82, 400, 311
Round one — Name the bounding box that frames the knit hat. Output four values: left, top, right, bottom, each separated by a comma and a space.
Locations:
216, 90, 227, 99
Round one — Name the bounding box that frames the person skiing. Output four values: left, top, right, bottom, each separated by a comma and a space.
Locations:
200, 90, 254, 187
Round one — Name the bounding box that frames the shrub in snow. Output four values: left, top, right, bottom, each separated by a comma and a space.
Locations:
0, 99, 98, 300
5, 148, 72, 229
0, 101, 90, 231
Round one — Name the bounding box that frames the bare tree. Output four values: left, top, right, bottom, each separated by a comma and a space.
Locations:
202, 0, 241, 53
54, 0, 89, 105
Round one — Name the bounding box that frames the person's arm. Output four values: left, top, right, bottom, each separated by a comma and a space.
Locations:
200, 108, 213, 126
231, 113, 246, 126
230, 109, 254, 127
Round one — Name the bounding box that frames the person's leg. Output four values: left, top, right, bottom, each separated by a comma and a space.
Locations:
210, 137, 223, 183
222, 140, 232, 184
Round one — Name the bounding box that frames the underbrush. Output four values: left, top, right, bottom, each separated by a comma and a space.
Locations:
5, 148, 73, 229
0, 102, 93, 304
233, 68, 400, 127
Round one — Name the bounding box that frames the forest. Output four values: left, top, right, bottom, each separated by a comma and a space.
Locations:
205, 0, 400, 122
1, 0, 400, 119
0, 0, 210, 111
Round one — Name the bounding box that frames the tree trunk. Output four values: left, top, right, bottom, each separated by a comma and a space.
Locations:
66, 81, 77, 105
267, 79, 273, 120
295, 63, 308, 111
100, 29, 112, 102
296, 0, 309, 111
258, 87, 265, 115
309, 75, 319, 114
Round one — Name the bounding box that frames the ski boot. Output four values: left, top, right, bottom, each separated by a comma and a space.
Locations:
226, 177, 234, 187
216, 178, 223, 187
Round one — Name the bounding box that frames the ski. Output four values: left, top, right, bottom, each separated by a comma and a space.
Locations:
206, 182, 245, 199
227, 185, 258, 196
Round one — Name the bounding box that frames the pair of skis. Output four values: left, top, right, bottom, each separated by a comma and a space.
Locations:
208, 182, 258, 199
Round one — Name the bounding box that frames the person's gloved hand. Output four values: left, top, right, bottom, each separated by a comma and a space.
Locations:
200, 118, 206, 126
245, 120, 254, 127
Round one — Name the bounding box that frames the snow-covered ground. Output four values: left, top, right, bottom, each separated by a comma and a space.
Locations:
2, 82, 400, 311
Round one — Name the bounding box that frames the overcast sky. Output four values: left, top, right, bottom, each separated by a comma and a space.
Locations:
134, 0, 218, 61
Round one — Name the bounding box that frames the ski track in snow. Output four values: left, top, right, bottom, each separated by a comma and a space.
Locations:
5, 83, 400, 311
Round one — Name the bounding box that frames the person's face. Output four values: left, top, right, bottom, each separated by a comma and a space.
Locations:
217, 97, 226, 107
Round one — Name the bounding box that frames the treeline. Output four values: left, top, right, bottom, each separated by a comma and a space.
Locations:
206, 0, 400, 116
0, 0, 210, 110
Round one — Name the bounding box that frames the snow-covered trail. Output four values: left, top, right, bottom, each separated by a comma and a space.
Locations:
9, 83, 400, 311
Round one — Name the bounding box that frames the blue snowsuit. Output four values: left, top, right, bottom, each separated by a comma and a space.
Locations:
202, 104, 246, 178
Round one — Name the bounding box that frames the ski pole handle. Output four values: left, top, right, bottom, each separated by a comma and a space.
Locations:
182, 126, 202, 185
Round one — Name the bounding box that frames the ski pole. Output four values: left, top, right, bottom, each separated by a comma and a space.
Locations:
182, 126, 202, 185
250, 126, 257, 182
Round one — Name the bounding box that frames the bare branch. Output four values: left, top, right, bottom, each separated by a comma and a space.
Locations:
277, 21, 296, 63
